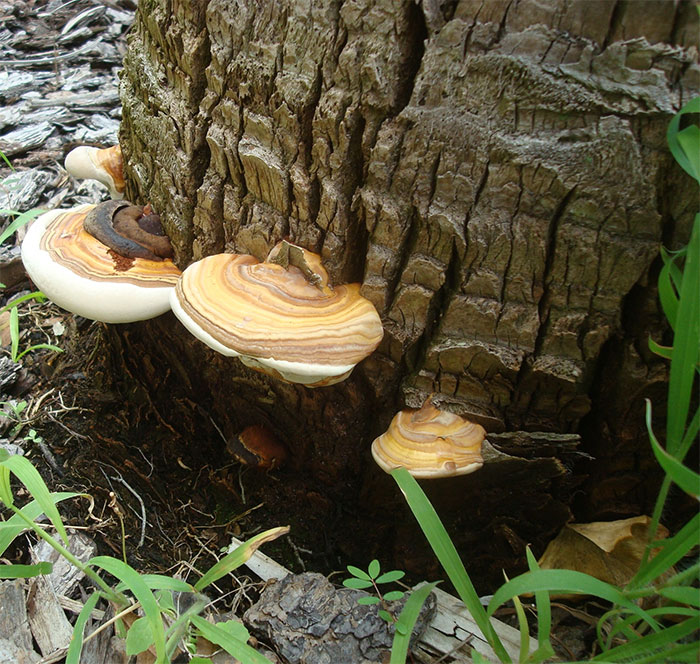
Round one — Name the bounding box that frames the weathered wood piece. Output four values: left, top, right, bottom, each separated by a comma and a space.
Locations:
80, 605, 128, 664
231, 535, 525, 663
418, 586, 527, 663
0, 580, 37, 654
0, 0, 135, 215
32, 531, 97, 596
25, 575, 74, 656
244, 571, 436, 664
0, 638, 40, 664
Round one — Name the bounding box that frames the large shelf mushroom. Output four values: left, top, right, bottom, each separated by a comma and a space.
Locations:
372, 399, 486, 478
64, 144, 125, 200
21, 203, 180, 323
170, 241, 384, 387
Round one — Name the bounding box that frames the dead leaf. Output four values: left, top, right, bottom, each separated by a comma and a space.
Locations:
538, 515, 670, 592
0, 310, 11, 347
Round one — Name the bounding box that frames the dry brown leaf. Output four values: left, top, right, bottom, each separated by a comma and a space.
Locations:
0, 310, 11, 347
538, 515, 669, 591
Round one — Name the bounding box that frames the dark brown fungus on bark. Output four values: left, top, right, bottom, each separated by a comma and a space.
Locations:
83, 200, 174, 261
228, 425, 289, 469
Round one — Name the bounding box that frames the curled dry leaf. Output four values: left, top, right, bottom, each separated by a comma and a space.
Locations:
538, 515, 671, 594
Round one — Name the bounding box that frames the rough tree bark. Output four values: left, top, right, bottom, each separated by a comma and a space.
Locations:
113, 0, 698, 585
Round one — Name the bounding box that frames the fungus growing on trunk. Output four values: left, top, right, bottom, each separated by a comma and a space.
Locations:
371, 399, 486, 478
228, 425, 288, 469
83, 200, 174, 261
170, 241, 384, 386
21, 204, 180, 323
64, 145, 125, 199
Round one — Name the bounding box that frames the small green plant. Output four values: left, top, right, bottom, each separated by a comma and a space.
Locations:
0, 398, 28, 432
344, 559, 407, 622
0, 221, 61, 362
0, 445, 289, 663
344, 559, 438, 664
0, 290, 63, 362
389, 97, 700, 663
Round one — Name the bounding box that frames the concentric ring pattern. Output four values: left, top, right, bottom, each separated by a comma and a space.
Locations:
372, 401, 485, 478
39, 206, 181, 286
174, 253, 384, 367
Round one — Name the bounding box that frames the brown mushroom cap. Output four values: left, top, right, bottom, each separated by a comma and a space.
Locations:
170, 244, 384, 386
228, 425, 288, 469
371, 400, 485, 478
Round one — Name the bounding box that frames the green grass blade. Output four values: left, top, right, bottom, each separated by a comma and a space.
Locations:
16, 344, 64, 361
660, 560, 699, 588
667, 96, 700, 182
524, 547, 555, 663
657, 253, 680, 330
0, 561, 52, 578
0, 492, 79, 555
194, 526, 288, 591
488, 569, 660, 630
390, 582, 439, 664
0, 150, 14, 171
592, 617, 700, 661
667, 213, 700, 452
65, 591, 103, 664
638, 606, 699, 620
0, 208, 44, 245
116, 573, 193, 593
647, 336, 673, 360
677, 126, 700, 181
623, 641, 700, 664
1, 454, 70, 545
164, 593, 208, 659
390, 468, 511, 663
9, 306, 19, 362
0, 291, 47, 315
657, 586, 700, 607
646, 403, 700, 498
190, 614, 271, 664
0, 454, 11, 506
510, 590, 530, 663
632, 513, 700, 587
680, 406, 700, 459
88, 556, 165, 662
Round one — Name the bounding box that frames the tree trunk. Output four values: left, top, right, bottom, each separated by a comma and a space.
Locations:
114, 0, 699, 586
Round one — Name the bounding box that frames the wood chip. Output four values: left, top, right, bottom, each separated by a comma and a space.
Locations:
0, 580, 36, 653
26, 575, 73, 656
32, 531, 97, 597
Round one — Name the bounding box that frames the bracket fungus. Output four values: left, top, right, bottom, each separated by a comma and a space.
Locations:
170, 241, 384, 386
228, 425, 288, 470
371, 399, 486, 478
64, 144, 125, 199
83, 200, 174, 261
21, 203, 181, 323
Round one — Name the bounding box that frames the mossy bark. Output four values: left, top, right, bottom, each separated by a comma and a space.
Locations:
116, 0, 699, 585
